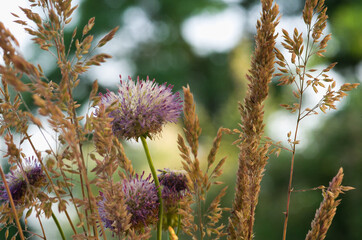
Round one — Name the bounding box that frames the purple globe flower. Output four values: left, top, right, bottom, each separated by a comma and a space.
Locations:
97, 191, 132, 236
0, 156, 46, 205
99, 75, 183, 140
158, 169, 189, 229
158, 168, 188, 200
97, 191, 117, 230
98, 173, 159, 234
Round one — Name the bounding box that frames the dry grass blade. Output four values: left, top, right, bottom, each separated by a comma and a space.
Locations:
0, 166, 25, 240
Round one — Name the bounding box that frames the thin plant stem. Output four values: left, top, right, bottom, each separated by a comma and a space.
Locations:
196, 188, 203, 240
282, 80, 303, 240
51, 211, 66, 240
176, 204, 181, 236
60, 51, 106, 238
24, 133, 77, 235
282, 141, 297, 240
23, 230, 45, 239
0, 165, 25, 240
19, 94, 88, 235
37, 214, 47, 240
140, 135, 163, 240
282, 22, 311, 240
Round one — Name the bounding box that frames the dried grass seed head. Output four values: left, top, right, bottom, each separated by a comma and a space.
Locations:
97, 190, 131, 236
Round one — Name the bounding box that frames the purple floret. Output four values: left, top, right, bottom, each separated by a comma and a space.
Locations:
0, 156, 46, 205
158, 169, 188, 205
97, 192, 115, 230
97, 173, 159, 234
122, 173, 159, 228
99, 75, 183, 140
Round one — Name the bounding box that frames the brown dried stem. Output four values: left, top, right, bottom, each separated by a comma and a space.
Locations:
0, 165, 25, 240
37, 214, 47, 240
42, 0, 106, 236
282, 120, 301, 240
24, 132, 77, 235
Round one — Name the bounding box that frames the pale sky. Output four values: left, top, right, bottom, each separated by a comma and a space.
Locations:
0, 1, 31, 52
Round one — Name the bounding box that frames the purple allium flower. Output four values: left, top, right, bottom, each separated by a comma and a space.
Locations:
98, 173, 159, 234
159, 168, 188, 201
158, 169, 189, 229
99, 75, 183, 140
0, 156, 46, 205
97, 191, 116, 230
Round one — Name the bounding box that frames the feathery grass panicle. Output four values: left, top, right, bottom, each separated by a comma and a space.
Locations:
97, 190, 132, 237
305, 168, 354, 240
182, 85, 202, 159
0, 0, 120, 238
276, 1, 359, 238
89, 92, 135, 179
179, 86, 228, 239
228, 0, 279, 239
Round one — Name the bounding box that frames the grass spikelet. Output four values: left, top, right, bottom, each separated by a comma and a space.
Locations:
305, 168, 353, 240
182, 85, 202, 159
179, 86, 228, 239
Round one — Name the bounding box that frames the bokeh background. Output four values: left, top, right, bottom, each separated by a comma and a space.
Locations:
0, 0, 361, 239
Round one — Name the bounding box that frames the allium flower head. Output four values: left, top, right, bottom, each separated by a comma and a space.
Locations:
99, 75, 183, 140
98, 173, 159, 234
0, 156, 46, 205
158, 169, 189, 229
159, 168, 188, 199
97, 191, 131, 236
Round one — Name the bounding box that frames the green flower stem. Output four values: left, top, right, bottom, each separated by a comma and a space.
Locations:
52, 211, 66, 240
176, 204, 181, 236
140, 135, 163, 240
